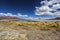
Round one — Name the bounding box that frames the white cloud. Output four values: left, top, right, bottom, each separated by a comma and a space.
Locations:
35, 0, 60, 19
52, 4, 60, 9
17, 13, 28, 17
41, 0, 53, 5
0, 13, 28, 18
53, 0, 60, 3
0, 13, 5, 16
53, 11, 60, 17
4, 13, 15, 17
35, 5, 54, 15
46, 1, 53, 5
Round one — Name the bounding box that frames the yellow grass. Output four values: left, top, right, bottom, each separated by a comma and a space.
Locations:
0, 22, 60, 40
0, 22, 60, 28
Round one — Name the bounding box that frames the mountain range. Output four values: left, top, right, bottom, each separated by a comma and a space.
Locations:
47, 17, 60, 20
0, 16, 60, 22
0, 16, 37, 22
0, 16, 22, 21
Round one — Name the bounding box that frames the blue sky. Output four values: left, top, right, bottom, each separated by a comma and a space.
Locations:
0, 0, 60, 19
0, 0, 42, 17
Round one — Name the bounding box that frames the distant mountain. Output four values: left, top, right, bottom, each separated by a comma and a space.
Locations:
0, 16, 22, 21
0, 16, 37, 22
47, 17, 60, 20
0, 16, 19, 19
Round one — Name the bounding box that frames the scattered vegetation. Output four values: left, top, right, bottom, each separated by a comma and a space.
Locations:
0, 22, 60, 40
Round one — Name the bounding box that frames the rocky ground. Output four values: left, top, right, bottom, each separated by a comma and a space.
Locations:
0, 22, 60, 40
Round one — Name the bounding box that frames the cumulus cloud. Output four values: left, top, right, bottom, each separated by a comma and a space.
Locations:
0, 13, 28, 18
35, 5, 53, 15
53, 0, 60, 3
0, 13, 5, 16
5, 13, 17, 17
35, 0, 60, 19
17, 13, 28, 17
52, 4, 60, 9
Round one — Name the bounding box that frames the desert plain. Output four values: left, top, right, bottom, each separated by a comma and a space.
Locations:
0, 22, 60, 40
